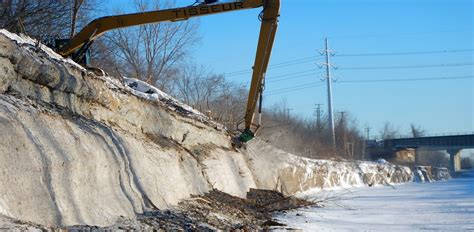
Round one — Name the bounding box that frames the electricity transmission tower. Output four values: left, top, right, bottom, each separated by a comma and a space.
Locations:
314, 103, 323, 130
319, 38, 336, 148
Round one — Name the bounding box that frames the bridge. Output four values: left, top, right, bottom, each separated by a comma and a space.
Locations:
384, 133, 474, 173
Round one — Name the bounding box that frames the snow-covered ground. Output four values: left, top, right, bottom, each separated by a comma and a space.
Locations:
276, 170, 474, 231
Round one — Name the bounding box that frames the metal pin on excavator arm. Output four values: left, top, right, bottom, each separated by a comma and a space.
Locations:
57, 0, 280, 146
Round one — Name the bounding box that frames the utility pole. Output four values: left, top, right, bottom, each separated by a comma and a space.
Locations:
284, 108, 293, 121
363, 127, 370, 161
339, 111, 347, 156
322, 38, 336, 148
339, 111, 346, 123
314, 103, 323, 129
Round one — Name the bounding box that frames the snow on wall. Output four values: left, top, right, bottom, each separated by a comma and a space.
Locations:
414, 166, 451, 182
122, 77, 205, 118
0, 30, 414, 227
245, 139, 412, 195
0, 29, 85, 71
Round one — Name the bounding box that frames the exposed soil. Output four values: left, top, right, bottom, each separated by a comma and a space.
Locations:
2, 189, 313, 231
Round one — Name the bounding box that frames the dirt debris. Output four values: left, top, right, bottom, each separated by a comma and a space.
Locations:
1, 188, 313, 231
176, 188, 314, 230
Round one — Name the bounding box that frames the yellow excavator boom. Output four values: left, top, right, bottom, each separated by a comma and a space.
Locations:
58, 0, 280, 143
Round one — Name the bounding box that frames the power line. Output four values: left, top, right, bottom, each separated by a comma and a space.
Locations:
264, 75, 474, 96
224, 56, 321, 77
336, 49, 474, 57
265, 84, 325, 96
337, 75, 474, 83
265, 82, 325, 96
240, 73, 323, 88
242, 70, 324, 85
266, 82, 322, 93
267, 68, 319, 80
223, 48, 473, 77
266, 73, 319, 83
225, 60, 318, 77
237, 62, 473, 84
325, 29, 472, 40
338, 62, 473, 70
271, 56, 319, 67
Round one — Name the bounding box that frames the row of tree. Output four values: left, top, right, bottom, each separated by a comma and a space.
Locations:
0, 0, 430, 161
0, 0, 96, 41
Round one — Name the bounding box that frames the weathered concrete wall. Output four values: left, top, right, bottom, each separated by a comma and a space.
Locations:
0, 30, 413, 227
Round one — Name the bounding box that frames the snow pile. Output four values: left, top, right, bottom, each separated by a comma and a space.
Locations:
0, 29, 207, 121
413, 166, 451, 182
122, 77, 205, 118
0, 29, 85, 71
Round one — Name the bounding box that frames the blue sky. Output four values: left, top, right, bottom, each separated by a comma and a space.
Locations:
106, 0, 473, 138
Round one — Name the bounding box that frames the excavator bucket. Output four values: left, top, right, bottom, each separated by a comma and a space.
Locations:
231, 129, 254, 149
239, 129, 255, 143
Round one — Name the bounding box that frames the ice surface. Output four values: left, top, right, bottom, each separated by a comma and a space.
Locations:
276, 170, 474, 231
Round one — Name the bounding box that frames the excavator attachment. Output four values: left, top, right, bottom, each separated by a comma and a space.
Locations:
238, 0, 279, 144
239, 128, 255, 143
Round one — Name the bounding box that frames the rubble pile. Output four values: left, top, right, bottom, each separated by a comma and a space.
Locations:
176, 188, 312, 230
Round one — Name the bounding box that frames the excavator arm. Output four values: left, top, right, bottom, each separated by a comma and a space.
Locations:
239, 0, 279, 142
58, 0, 280, 144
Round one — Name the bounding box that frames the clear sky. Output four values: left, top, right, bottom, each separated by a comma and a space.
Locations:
106, 0, 473, 138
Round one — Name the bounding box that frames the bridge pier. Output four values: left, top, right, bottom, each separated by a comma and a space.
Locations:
415, 148, 420, 165
447, 149, 462, 173
393, 148, 416, 163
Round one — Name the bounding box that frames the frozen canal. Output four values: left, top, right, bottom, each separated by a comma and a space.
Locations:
276, 170, 474, 231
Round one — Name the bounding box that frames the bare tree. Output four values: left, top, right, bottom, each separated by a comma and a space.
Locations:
210, 84, 247, 128
410, 123, 426, 138
70, 0, 100, 37
105, 0, 199, 92
0, 0, 100, 42
174, 63, 224, 112
69, 0, 83, 37
380, 122, 399, 140
0, 0, 70, 40
172, 62, 248, 129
